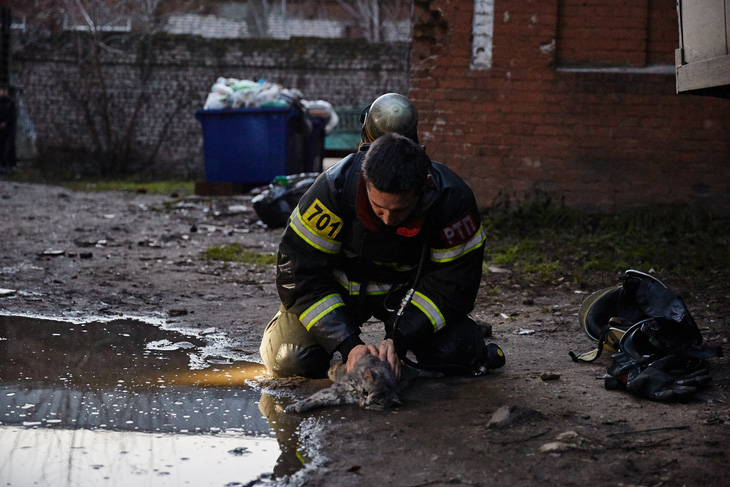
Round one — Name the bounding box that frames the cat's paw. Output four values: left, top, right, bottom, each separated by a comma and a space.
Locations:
284, 403, 301, 414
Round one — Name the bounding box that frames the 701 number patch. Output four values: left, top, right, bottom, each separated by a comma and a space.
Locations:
302, 199, 343, 239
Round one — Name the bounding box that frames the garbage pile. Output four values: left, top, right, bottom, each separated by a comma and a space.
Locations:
203, 77, 339, 134
252, 173, 319, 228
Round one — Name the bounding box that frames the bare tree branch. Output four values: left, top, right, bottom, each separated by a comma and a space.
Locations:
336, 0, 410, 42
19, 0, 207, 175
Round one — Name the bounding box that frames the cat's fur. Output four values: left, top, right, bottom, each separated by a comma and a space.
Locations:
286, 354, 435, 413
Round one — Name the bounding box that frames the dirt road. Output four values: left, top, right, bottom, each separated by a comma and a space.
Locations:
1, 180, 728, 486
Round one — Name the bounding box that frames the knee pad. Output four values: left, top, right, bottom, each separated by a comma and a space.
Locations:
269, 343, 330, 379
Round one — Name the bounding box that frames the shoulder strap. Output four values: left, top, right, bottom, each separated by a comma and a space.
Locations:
339, 149, 366, 219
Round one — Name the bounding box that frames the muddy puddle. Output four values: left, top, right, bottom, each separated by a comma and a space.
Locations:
0, 314, 308, 486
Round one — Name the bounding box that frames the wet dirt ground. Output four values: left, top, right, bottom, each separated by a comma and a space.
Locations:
1, 180, 728, 487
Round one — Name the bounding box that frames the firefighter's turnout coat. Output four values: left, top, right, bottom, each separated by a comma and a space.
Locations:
276, 148, 487, 359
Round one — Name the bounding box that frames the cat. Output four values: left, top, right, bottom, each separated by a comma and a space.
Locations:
286, 354, 436, 413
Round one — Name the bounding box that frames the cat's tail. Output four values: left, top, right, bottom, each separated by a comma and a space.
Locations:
285, 390, 352, 414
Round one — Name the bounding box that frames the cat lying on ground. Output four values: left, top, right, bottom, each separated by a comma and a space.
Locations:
286, 354, 439, 413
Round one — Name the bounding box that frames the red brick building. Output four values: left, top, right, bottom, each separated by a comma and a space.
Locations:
409, 0, 730, 213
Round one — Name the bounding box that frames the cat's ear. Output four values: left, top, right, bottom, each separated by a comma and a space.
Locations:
363, 369, 375, 383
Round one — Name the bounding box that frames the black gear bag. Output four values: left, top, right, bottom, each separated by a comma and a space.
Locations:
572, 269, 722, 401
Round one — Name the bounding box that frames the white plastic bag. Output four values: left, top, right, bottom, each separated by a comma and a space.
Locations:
203, 92, 228, 110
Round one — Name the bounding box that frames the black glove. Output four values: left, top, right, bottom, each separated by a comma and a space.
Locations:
605, 352, 711, 401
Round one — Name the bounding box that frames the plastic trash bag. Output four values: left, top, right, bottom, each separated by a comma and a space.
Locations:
252, 173, 319, 228
302, 100, 339, 134
211, 83, 234, 97
204, 92, 228, 110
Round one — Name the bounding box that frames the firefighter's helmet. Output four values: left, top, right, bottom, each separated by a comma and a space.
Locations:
361, 93, 419, 143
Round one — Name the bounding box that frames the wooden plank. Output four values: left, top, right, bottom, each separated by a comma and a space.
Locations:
679, 0, 727, 64
676, 54, 730, 94
726, 0, 730, 53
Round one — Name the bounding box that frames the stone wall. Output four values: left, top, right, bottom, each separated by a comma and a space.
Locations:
13, 33, 410, 177
410, 0, 730, 214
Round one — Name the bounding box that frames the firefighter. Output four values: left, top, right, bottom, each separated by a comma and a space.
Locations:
260, 93, 504, 379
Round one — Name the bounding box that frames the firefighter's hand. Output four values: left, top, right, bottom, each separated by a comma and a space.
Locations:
346, 343, 378, 373
378, 338, 401, 381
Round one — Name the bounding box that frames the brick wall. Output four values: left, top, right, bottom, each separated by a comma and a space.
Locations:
14, 34, 410, 176
410, 0, 730, 214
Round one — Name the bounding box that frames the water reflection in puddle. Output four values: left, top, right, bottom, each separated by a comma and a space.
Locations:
0, 315, 306, 486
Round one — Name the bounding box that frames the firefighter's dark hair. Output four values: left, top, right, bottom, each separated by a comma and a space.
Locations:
362, 133, 430, 194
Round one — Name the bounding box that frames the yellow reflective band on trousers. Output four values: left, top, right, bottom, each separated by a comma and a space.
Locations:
332, 270, 392, 296
290, 207, 342, 254
430, 225, 487, 263
410, 291, 446, 332
299, 294, 345, 330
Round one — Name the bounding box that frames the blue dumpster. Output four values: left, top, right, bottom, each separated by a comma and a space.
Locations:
195, 106, 315, 186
